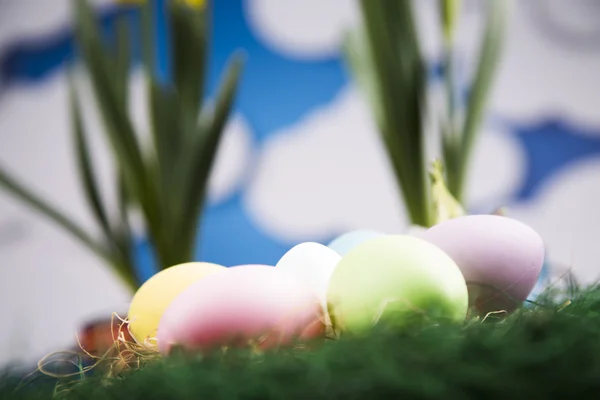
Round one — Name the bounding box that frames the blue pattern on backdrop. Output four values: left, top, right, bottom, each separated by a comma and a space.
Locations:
513, 119, 600, 200
0, 8, 124, 86
1, 0, 599, 284
209, 0, 346, 145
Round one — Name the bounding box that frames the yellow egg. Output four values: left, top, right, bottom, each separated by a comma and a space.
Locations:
127, 262, 225, 346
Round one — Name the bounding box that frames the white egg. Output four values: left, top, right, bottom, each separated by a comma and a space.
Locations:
276, 242, 342, 310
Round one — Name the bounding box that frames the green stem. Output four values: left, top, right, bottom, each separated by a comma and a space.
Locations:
0, 164, 137, 293
441, 42, 462, 202
111, 258, 139, 293
446, 0, 511, 202
0, 166, 108, 261
358, 0, 432, 227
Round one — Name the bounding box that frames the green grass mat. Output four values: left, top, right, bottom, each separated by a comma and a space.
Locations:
3, 286, 600, 399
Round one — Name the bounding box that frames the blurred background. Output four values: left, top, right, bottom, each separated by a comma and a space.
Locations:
0, 0, 599, 368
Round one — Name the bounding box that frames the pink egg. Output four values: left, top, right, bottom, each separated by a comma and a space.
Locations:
156, 265, 324, 354
420, 215, 545, 315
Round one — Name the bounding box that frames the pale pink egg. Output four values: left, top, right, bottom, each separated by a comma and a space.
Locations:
421, 215, 545, 315
156, 264, 325, 354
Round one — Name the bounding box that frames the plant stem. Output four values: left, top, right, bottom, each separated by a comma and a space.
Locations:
0, 164, 138, 294
444, 0, 511, 202
358, 0, 432, 227
110, 258, 139, 293
0, 166, 109, 262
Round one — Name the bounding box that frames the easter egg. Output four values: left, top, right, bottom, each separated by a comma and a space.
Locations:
157, 265, 324, 354
526, 258, 550, 304
276, 242, 341, 310
327, 229, 384, 256
127, 262, 225, 346
420, 215, 545, 315
327, 235, 468, 333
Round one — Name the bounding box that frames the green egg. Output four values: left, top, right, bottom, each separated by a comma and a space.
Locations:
326, 235, 468, 333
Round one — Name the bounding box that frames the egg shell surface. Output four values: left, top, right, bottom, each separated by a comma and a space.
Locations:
405, 224, 428, 238
420, 215, 545, 315
276, 242, 341, 310
327, 235, 468, 334
524, 256, 552, 305
327, 229, 385, 256
127, 262, 226, 346
157, 265, 324, 354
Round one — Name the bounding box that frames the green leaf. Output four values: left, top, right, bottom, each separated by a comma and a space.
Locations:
0, 164, 110, 265
148, 80, 182, 246
140, 0, 156, 79
105, 13, 134, 270
73, 0, 164, 263
68, 73, 112, 242
439, 0, 462, 45
113, 170, 135, 278
439, 0, 460, 144
114, 13, 131, 108
462, 0, 511, 150
175, 53, 245, 260
169, 2, 207, 141
0, 80, 137, 291
446, 0, 512, 201
149, 81, 180, 187
73, 0, 145, 193
342, 24, 383, 129
357, 0, 432, 227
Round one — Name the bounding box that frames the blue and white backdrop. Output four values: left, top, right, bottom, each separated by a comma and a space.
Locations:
1, 0, 599, 366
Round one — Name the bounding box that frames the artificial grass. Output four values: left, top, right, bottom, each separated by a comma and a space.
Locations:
3, 285, 600, 399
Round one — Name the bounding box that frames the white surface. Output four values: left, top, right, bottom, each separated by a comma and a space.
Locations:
247, 0, 600, 127
490, 2, 600, 128
510, 158, 600, 285
245, 86, 409, 240
208, 114, 254, 204
245, 85, 525, 240
245, 0, 359, 59
0, 0, 113, 50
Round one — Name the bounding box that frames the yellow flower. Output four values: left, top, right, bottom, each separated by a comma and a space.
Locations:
117, 0, 206, 9
179, 0, 205, 8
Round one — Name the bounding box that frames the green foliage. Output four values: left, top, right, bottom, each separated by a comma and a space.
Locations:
344, 0, 511, 225
0, 0, 244, 290
347, 0, 432, 227
440, 0, 461, 44
442, 1, 512, 202
4, 286, 600, 399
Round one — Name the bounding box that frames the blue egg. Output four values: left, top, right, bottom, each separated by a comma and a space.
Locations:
525, 258, 550, 305
327, 229, 385, 256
